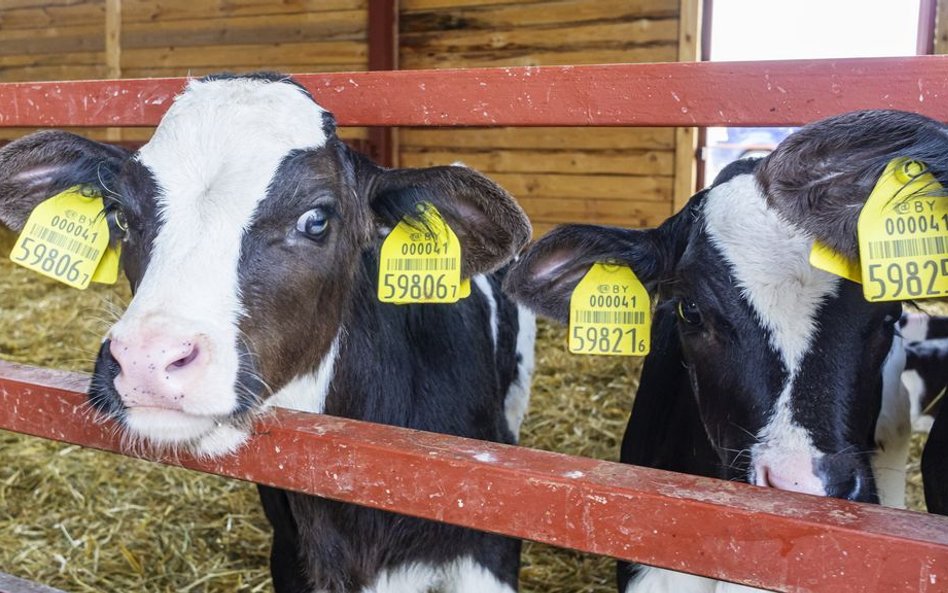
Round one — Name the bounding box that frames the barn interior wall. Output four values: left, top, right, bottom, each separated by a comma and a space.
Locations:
0, 0, 684, 232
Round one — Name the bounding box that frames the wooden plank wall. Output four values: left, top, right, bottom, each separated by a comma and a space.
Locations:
0, 0, 370, 144
0, 0, 684, 232
398, 0, 681, 235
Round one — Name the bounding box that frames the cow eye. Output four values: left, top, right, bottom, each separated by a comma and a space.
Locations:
107, 208, 129, 238
296, 208, 330, 239
677, 299, 703, 326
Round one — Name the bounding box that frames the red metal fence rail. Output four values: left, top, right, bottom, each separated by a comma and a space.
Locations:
1, 56, 948, 128
3, 57, 948, 593
0, 361, 946, 593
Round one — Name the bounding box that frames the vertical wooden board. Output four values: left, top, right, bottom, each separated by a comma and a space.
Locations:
936, 0, 948, 54
673, 0, 702, 211
105, 0, 122, 141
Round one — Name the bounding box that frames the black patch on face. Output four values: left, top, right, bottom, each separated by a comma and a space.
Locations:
235, 141, 369, 399
88, 340, 125, 420
791, 284, 899, 502
109, 159, 163, 291
710, 156, 764, 188
666, 227, 789, 467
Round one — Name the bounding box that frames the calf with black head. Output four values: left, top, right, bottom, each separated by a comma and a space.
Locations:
505, 117, 913, 592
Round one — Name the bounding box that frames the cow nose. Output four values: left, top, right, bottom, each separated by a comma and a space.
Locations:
109, 331, 211, 410
754, 460, 826, 496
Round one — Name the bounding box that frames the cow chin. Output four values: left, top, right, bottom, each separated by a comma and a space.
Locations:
123, 407, 250, 458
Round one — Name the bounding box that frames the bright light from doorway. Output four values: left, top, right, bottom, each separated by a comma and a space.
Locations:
712, 0, 921, 61
703, 0, 924, 183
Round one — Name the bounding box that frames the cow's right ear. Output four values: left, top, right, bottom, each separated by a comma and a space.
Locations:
504, 204, 694, 323
0, 131, 129, 231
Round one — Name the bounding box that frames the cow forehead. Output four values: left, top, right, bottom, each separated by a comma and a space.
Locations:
119, 78, 330, 332
137, 77, 328, 222
702, 174, 839, 373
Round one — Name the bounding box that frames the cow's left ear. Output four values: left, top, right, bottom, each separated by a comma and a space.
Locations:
504, 198, 698, 323
368, 164, 531, 277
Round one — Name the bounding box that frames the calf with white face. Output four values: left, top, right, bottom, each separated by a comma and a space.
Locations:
0, 73, 535, 593
761, 108, 948, 517
505, 128, 911, 592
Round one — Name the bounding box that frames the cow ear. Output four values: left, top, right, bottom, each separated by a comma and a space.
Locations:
0, 131, 129, 232
504, 203, 694, 323
368, 164, 532, 277
760, 109, 948, 261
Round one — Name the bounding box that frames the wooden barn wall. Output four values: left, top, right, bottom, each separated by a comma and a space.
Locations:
398, 0, 682, 234
0, 0, 686, 231
0, 0, 370, 144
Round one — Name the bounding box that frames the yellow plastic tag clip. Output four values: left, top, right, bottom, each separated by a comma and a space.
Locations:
9, 186, 116, 289
857, 158, 948, 302
568, 262, 650, 356
378, 202, 470, 304
809, 240, 862, 284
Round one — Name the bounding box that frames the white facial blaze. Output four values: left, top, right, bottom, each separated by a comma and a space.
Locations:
703, 174, 837, 484
110, 77, 328, 445
704, 175, 838, 371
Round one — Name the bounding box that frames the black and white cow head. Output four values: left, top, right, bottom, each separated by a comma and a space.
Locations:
506, 155, 905, 503
0, 73, 530, 456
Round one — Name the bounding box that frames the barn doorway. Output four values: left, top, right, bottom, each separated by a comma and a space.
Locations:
698, 0, 932, 187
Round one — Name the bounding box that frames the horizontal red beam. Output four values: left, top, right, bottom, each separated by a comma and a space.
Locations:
1, 56, 948, 128
0, 361, 946, 592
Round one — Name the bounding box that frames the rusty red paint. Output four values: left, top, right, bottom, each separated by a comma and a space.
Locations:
2, 57, 948, 128
0, 360, 945, 593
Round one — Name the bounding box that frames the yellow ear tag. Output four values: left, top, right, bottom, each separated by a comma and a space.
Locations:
9, 186, 111, 289
857, 158, 948, 302
378, 202, 468, 304
91, 243, 121, 285
568, 262, 650, 356
809, 240, 862, 284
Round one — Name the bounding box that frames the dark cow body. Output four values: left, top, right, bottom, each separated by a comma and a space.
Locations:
762, 109, 948, 516
506, 155, 910, 592
900, 313, 948, 430
0, 73, 534, 592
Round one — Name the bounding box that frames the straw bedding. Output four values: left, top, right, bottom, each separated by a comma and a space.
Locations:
0, 227, 929, 592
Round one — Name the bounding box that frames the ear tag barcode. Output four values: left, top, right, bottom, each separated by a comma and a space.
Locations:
9, 186, 111, 289
378, 202, 468, 304
809, 240, 862, 284
857, 158, 948, 302
568, 262, 650, 356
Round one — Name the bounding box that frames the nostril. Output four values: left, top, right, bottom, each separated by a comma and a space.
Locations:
168, 343, 200, 371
